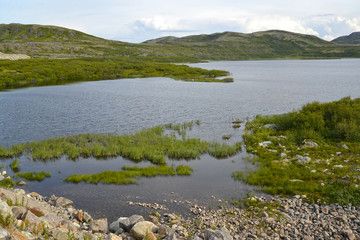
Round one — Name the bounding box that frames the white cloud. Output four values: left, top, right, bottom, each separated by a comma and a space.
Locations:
135, 16, 175, 31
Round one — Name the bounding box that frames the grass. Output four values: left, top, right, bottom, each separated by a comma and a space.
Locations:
234, 97, 360, 206
9, 158, 20, 172
64, 164, 194, 185
0, 122, 241, 164
16, 171, 51, 181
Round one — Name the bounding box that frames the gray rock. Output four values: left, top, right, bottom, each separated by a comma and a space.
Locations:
164, 232, 179, 240
52, 228, 69, 240
55, 197, 74, 208
107, 233, 123, 240
278, 152, 288, 158
110, 219, 123, 233
259, 141, 272, 147
23, 210, 42, 231
297, 156, 311, 163
263, 124, 278, 130
130, 221, 158, 240
90, 218, 108, 233
42, 213, 62, 228
159, 224, 172, 238
337, 142, 349, 149
302, 140, 319, 147
119, 215, 144, 232
0, 200, 13, 218
192, 236, 202, 240
11, 206, 26, 219
342, 229, 356, 240
333, 165, 343, 168
0, 230, 9, 240
17, 181, 27, 186
204, 228, 233, 240
83, 211, 93, 223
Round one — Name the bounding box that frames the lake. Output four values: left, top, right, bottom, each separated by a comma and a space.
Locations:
0, 59, 359, 221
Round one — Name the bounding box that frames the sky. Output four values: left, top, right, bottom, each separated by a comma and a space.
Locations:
1, 0, 360, 43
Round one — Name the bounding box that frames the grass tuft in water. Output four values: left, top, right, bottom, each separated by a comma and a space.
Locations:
64, 165, 193, 185
16, 171, 51, 181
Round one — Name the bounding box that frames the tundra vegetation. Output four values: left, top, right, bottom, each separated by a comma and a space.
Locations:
0, 121, 241, 185
233, 97, 360, 206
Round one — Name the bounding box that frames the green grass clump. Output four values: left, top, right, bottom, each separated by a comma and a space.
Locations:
64, 165, 193, 185
0, 178, 14, 188
237, 97, 360, 206
176, 165, 194, 176
0, 122, 241, 164
9, 158, 20, 172
16, 171, 51, 181
208, 142, 242, 158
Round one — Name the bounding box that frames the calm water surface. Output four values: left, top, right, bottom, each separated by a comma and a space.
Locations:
0, 59, 359, 221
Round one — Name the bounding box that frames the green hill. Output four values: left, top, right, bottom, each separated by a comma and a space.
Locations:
332, 32, 360, 45
143, 30, 360, 60
0, 23, 105, 42
1, 24, 360, 60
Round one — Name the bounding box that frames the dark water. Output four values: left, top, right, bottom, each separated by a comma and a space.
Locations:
1, 59, 359, 221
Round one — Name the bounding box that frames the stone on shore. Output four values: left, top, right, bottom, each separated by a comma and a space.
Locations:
55, 196, 74, 208
90, 218, 108, 233
119, 215, 144, 232
0, 200, 13, 218
130, 221, 158, 240
204, 228, 233, 240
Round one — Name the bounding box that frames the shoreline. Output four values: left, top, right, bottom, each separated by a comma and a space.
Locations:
0, 187, 358, 240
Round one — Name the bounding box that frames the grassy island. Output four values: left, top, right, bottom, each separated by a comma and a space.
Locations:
233, 97, 360, 205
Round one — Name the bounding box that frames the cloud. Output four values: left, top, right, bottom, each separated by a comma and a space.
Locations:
305, 15, 360, 40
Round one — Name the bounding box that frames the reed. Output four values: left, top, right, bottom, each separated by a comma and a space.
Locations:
9, 159, 20, 172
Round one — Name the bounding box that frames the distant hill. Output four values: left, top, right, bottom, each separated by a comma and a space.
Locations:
332, 32, 360, 45
143, 30, 360, 60
0, 23, 105, 42
1, 23, 360, 60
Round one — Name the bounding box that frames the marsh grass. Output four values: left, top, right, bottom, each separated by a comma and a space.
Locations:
64, 165, 193, 185
0, 122, 241, 164
16, 171, 51, 181
236, 98, 360, 206
9, 158, 20, 172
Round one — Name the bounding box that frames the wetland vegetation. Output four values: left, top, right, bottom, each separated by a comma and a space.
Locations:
0, 58, 231, 90
233, 97, 360, 205
64, 165, 193, 185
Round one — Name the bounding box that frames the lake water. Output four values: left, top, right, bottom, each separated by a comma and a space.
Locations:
0, 59, 359, 221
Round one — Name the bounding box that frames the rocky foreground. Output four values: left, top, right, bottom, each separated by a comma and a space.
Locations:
0, 187, 359, 240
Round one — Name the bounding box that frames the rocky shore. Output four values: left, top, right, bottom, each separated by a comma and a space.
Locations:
0, 187, 359, 240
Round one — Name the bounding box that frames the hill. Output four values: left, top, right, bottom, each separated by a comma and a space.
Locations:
143, 30, 360, 60
332, 32, 360, 45
1, 24, 360, 60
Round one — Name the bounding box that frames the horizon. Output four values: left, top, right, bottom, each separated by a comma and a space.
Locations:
0, 22, 355, 43
1, 0, 359, 43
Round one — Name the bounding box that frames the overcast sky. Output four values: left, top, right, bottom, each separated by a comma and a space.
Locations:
1, 0, 360, 43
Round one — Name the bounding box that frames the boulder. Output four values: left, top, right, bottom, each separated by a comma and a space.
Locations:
22, 210, 42, 232
342, 229, 356, 240
90, 218, 108, 233
11, 206, 27, 219
302, 140, 319, 147
130, 221, 158, 240
259, 141, 272, 147
119, 215, 144, 232
0, 230, 9, 240
107, 233, 123, 240
17, 181, 27, 186
204, 228, 233, 240
263, 124, 278, 130
278, 152, 288, 158
297, 156, 311, 163
52, 228, 69, 240
109, 219, 122, 233
337, 142, 349, 149
83, 211, 93, 223
0, 200, 13, 218
55, 197, 74, 208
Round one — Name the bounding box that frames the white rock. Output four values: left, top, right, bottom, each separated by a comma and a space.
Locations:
333, 165, 343, 168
